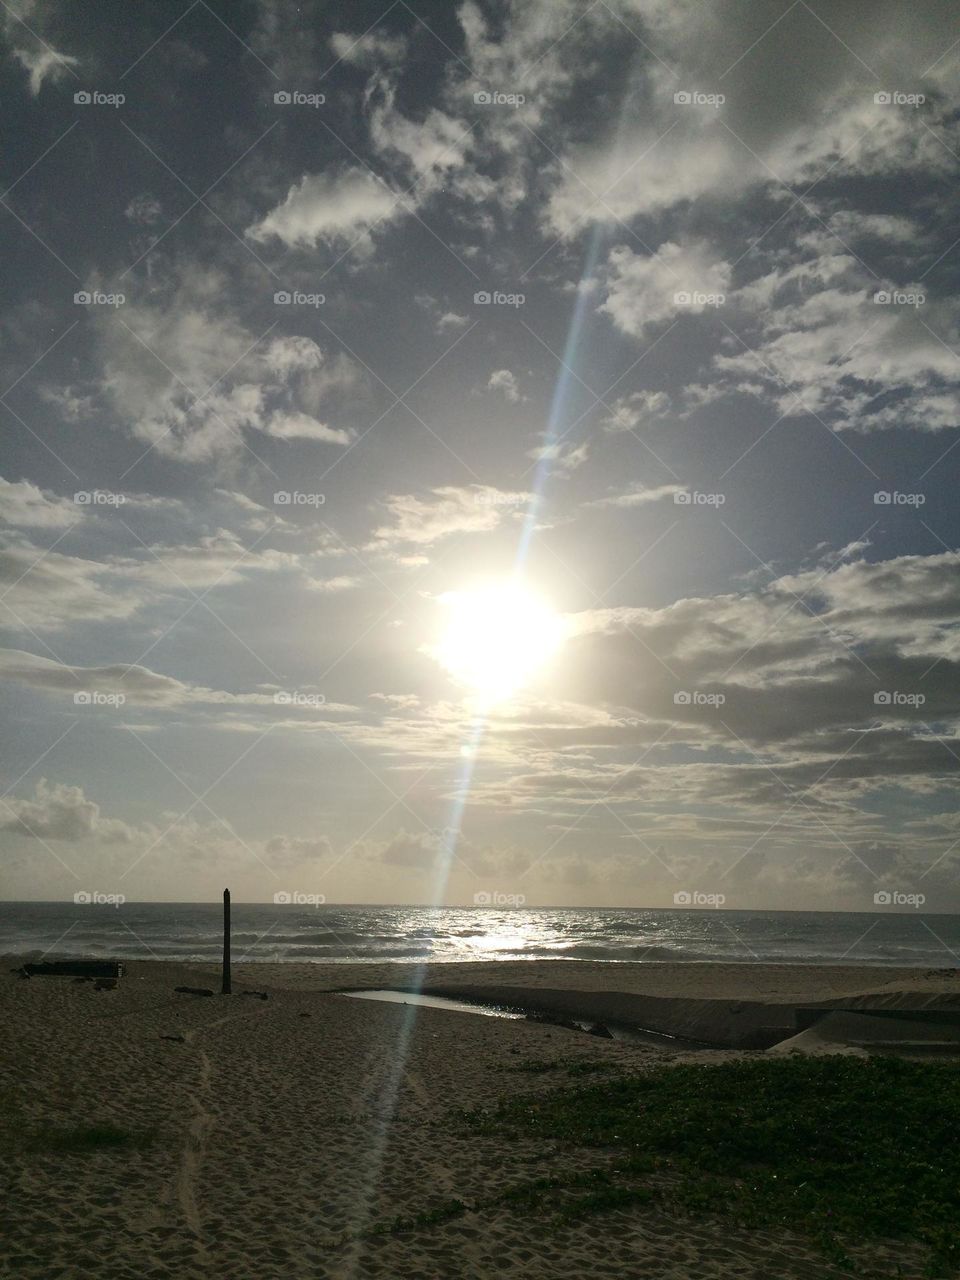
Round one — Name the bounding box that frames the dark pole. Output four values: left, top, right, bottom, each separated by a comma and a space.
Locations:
221, 887, 231, 994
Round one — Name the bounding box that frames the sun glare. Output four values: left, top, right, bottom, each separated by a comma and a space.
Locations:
434, 579, 565, 704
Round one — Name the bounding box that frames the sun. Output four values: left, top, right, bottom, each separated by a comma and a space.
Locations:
432, 578, 565, 704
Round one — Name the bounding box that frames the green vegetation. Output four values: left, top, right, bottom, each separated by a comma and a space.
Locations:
467, 1056, 960, 1273
497, 1057, 614, 1076
27, 1123, 155, 1154
374, 1199, 468, 1235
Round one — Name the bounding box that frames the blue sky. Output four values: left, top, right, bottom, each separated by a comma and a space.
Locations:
2, 0, 960, 911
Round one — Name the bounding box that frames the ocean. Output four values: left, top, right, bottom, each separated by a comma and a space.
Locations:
1, 902, 958, 967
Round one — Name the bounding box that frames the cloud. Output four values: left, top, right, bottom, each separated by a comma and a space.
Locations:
11, 44, 78, 95
0, 477, 79, 528
0, 779, 134, 843
329, 30, 408, 67
544, 0, 959, 235
263, 833, 334, 864
487, 368, 524, 402
436, 311, 471, 333
528, 440, 589, 474
701, 235, 960, 432
601, 390, 672, 432
588, 483, 685, 508
246, 169, 400, 249
78, 270, 360, 461
600, 240, 731, 335
367, 485, 529, 550
262, 411, 352, 444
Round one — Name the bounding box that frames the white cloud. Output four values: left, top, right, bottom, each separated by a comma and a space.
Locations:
263, 411, 352, 445
528, 440, 589, 474
487, 368, 524, 402
368, 485, 529, 550
601, 390, 672, 432
1, 779, 134, 843
588, 483, 685, 508
246, 169, 400, 249
601, 240, 731, 336
0, 477, 79, 528
11, 44, 78, 95
329, 30, 408, 67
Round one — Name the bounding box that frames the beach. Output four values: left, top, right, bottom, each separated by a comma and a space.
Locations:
3, 958, 958, 1279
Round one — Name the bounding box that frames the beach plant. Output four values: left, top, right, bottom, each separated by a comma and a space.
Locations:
466, 1055, 960, 1275
25, 1123, 156, 1154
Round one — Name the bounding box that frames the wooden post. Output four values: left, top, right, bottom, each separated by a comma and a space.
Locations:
221, 887, 231, 995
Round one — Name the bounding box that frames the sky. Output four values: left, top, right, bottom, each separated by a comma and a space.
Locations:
2, 0, 960, 912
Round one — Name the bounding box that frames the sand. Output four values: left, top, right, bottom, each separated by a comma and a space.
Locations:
2, 957, 957, 1279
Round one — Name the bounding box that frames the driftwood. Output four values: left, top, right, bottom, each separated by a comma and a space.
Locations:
241, 990, 268, 1000
21, 960, 123, 980
174, 986, 214, 997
